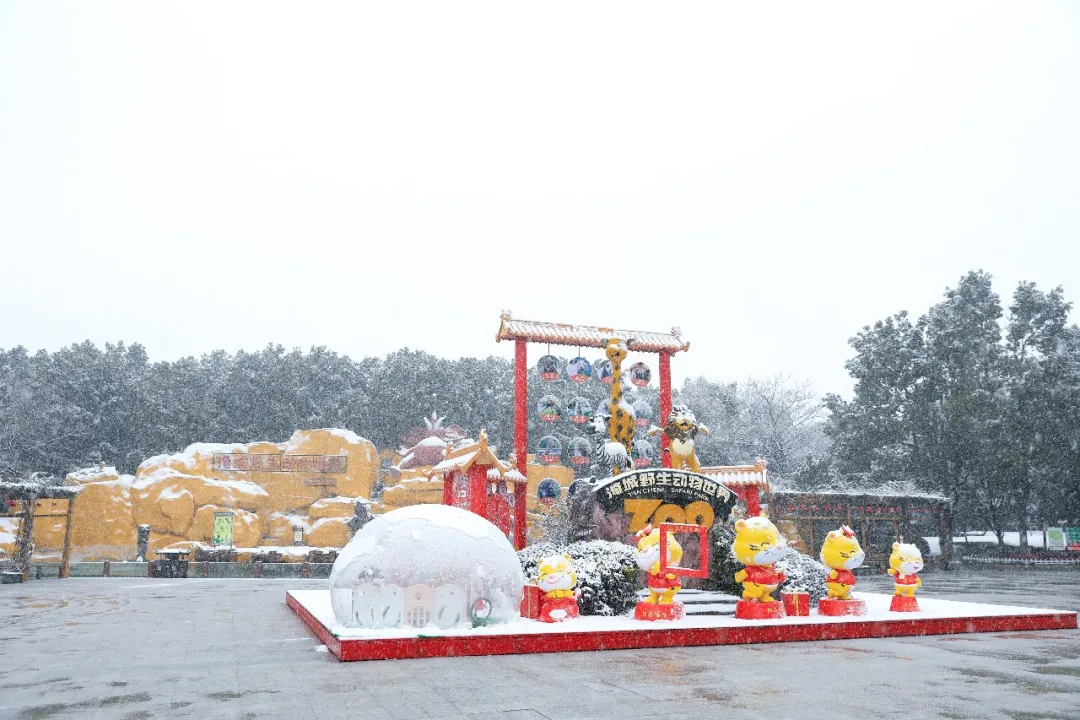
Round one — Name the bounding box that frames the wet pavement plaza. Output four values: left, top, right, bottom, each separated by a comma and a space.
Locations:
1, 568, 1078, 720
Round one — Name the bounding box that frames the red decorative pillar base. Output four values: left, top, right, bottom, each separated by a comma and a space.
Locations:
890, 595, 921, 612
735, 599, 786, 620
818, 598, 868, 616
539, 596, 580, 623
634, 601, 685, 621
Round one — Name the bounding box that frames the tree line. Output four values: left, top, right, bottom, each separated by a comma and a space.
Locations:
2, 270, 1077, 543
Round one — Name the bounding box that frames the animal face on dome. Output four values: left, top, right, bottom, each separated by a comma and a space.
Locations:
889, 543, 924, 575
537, 554, 577, 594
732, 516, 785, 566
820, 526, 865, 571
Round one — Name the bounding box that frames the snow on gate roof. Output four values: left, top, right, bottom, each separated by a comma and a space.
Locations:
430, 429, 526, 484
496, 313, 689, 353
700, 463, 770, 491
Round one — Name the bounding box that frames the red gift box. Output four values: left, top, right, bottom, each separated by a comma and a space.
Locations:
782, 591, 810, 617
521, 583, 543, 619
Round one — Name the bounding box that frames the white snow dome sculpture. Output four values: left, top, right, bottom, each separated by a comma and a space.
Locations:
329, 504, 524, 630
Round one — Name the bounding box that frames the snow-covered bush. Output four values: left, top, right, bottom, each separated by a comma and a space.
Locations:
519, 540, 639, 616
707, 522, 743, 596
776, 551, 830, 605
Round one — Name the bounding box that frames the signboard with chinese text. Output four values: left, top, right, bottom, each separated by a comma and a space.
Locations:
593, 469, 738, 533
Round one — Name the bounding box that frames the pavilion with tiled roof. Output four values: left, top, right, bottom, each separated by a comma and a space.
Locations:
431, 430, 528, 548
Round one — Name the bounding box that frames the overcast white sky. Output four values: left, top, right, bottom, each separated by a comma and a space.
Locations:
1, 2, 1078, 397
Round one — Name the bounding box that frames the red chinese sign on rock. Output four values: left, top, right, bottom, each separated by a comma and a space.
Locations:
213, 453, 347, 474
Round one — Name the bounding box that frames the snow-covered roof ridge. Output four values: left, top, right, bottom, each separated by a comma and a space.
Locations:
771, 485, 949, 501
700, 462, 770, 490
496, 314, 690, 353
429, 429, 525, 484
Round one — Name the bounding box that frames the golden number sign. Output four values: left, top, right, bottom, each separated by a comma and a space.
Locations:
624, 499, 715, 532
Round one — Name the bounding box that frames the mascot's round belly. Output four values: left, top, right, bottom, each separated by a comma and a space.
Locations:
671, 438, 695, 456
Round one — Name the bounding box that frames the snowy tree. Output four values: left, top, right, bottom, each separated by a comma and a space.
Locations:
678, 374, 828, 477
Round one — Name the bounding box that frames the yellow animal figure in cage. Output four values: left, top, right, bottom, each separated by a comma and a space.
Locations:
888, 542, 924, 597
732, 516, 787, 602
635, 524, 682, 604
819, 525, 865, 600
536, 554, 577, 600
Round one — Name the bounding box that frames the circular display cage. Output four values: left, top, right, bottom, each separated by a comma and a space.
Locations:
537, 478, 562, 507
537, 395, 562, 423
569, 436, 591, 466
597, 359, 614, 385
567, 396, 593, 424
629, 361, 651, 388
537, 435, 563, 464
632, 439, 655, 468
329, 505, 524, 630
567, 357, 592, 383
537, 355, 560, 381
633, 400, 652, 428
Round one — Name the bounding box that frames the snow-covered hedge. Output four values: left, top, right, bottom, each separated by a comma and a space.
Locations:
519, 540, 639, 616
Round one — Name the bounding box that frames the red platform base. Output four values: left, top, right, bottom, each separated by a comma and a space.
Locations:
286, 590, 1077, 662
540, 597, 580, 623
819, 598, 868, 617
634, 601, 685, 621
735, 599, 786, 620
891, 595, 920, 612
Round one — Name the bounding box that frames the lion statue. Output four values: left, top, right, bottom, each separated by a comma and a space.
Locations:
649, 404, 709, 472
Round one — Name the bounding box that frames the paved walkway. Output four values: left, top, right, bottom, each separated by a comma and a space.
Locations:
1, 568, 1078, 720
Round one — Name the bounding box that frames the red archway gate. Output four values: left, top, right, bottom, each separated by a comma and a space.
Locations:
496, 313, 691, 522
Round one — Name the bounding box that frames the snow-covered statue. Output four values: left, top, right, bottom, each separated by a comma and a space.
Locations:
534, 554, 579, 622
635, 524, 683, 605
329, 505, 524, 630
586, 412, 627, 477
888, 542, 924, 612
817, 525, 867, 616
732, 515, 787, 619
649, 404, 708, 473
633, 523, 686, 620
820, 525, 865, 601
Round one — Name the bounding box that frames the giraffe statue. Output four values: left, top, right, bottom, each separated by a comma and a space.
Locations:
603, 337, 636, 475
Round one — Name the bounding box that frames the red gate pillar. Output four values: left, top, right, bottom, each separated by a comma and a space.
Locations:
514, 339, 528, 478
745, 487, 761, 517
659, 350, 672, 468
513, 481, 527, 550
468, 464, 488, 519
513, 338, 529, 550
